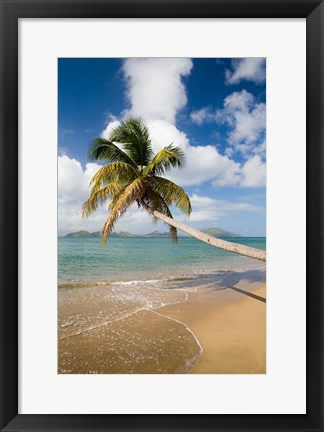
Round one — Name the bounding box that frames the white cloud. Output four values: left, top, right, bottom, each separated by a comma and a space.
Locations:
102, 58, 244, 188
58, 153, 264, 235
58, 155, 101, 204
176, 144, 240, 187
252, 139, 266, 156
101, 120, 121, 140
147, 118, 265, 189
190, 107, 215, 125
59, 199, 161, 237
58, 155, 105, 235
240, 155, 266, 188
225, 58, 266, 85
122, 58, 192, 124
216, 90, 266, 158
190, 90, 266, 159
147, 119, 188, 153
212, 154, 266, 189
58, 155, 163, 235
143, 119, 241, 187
101, 64, 266, 192
177, 193, 261, 224
101, 112, 264, 190
224, 147, 234, 158
101, 118, 242, 189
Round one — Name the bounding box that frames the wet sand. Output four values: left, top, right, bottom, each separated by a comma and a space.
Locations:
58, 285, 202, 374
58, 268, 266, 374
157, 269, 266, 374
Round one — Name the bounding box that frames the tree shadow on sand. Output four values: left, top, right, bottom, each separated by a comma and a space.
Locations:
216, 268, 266, 303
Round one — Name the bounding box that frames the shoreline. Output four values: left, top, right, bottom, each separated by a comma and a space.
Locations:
157, 268, 266, 374
58, 267, 266, 374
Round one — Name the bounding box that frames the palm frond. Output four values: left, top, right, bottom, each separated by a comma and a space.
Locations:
108, 189, 124, 211
101, 178, 145, 245
150, 176, 191, 216
108, 118, 153, 167
88, 138, 137, 168
143, 144, 185, 176
81, 181, 126, 218
82, 117, 192, 248
89, 162, 138, 192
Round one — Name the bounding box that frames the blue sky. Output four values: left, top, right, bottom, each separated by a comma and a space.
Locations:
58, 58, 266, 236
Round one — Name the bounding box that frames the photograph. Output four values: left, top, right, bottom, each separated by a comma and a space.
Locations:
2, 0, 323, 428
58, 57, 266, 374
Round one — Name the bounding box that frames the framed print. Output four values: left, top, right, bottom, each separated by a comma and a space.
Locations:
57, 56, 267, 376
0, 0, 323, 431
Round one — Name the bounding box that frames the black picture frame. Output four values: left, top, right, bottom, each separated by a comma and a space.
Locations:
1, 1, 323, 431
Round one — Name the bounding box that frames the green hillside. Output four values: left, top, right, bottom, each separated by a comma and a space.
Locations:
65, 230, 100, 238
144, 230, 170, 237
64, 227, 241, 238
65, 230, 136, 238
201, 227, 241, 238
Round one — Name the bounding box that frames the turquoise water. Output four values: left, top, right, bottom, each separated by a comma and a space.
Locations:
58, 236, 266, 285
58, 236, 266, 373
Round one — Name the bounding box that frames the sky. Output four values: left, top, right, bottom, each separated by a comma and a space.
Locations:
58, 58, 266, 236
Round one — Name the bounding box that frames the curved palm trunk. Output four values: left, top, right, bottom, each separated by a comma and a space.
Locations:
152, 210, 266, 262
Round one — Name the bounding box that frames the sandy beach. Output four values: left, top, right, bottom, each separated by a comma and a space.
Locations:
58, 267, 266, 374
157, 268, 266, 374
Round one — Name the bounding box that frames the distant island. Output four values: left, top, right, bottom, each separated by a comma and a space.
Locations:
63, 227, 241, 239
64, 230, 136, 238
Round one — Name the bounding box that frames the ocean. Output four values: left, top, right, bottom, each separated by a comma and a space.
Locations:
58, 236, 266, 374
58, 236, 266, 284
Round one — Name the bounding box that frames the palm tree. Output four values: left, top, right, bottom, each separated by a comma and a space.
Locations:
82, 118, 266, 262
